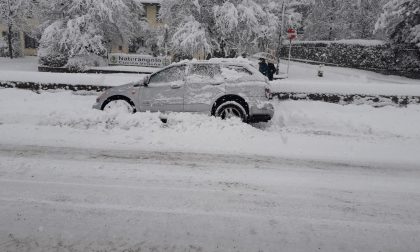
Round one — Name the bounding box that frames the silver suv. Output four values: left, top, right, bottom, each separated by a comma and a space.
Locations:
93, 59, 274, 123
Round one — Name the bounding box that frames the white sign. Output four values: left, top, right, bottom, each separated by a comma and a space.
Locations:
108, 53, 171, 67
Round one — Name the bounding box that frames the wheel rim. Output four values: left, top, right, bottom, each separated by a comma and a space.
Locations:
220, 106, 242, 119
104, 100, 134, 114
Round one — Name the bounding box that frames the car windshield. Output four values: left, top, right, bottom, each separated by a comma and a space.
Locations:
221, 65, 253, 81
186, 64, 225, 84
149, 65, 186, 85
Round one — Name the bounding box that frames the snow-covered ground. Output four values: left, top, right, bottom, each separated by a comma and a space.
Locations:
1, 56, 419, 97
272, 60, 420, 96
1, 88, 419, 165
0, 88, 420, 251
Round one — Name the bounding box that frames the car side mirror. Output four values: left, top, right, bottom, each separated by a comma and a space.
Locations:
143, 75, 150, 87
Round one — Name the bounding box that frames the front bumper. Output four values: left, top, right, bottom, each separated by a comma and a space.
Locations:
248, 102, 274, 123
92, 102, 102, 110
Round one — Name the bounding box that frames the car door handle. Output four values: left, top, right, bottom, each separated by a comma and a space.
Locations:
170, 84, 182, 89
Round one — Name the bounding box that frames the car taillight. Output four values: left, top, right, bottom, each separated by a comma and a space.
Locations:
265, 88, 273, 100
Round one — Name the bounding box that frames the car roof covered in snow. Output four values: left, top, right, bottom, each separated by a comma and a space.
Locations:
169, 58, 257, 69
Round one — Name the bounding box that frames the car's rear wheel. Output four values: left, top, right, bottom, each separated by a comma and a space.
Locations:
103, 99, 135, 114
215, 102, 247, 122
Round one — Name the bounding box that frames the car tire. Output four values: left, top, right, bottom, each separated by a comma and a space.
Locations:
102, 99, 136, 114
215, 101, 247, 122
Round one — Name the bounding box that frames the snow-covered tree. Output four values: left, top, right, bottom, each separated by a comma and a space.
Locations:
161, 0, 280, 58
350, 0, 383, 39
259, 0, 308, 53
304, 0, 385, 40
235, 0, 269, 53
38, 0, 145, 66
171, 15, 211, 56
304, 0, 349, 40
0, 0, 38, 58
376, 0, 420, 48
160, 0, 218, 57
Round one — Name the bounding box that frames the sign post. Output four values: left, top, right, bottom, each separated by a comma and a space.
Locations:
286, 28, 297, 75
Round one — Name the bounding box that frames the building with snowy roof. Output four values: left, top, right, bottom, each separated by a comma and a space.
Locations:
0, 0, 163, 57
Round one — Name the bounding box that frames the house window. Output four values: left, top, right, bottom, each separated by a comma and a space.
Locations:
141, 4, 147, 19
156, 4, 161, 22
24, 34, 38, 49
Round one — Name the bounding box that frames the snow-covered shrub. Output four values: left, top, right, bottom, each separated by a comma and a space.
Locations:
66, 54, 107, 72
280, 40, 420, 78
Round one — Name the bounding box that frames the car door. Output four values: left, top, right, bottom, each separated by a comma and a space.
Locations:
139, 65, 187, 112
184, 64, 226, 113
222, 64, 261, 96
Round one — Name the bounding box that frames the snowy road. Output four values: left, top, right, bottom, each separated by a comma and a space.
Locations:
1, 144, 420, 251
1, 88, 420, 251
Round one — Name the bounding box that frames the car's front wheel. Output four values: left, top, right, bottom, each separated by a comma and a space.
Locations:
215, 102, 247, 122
103, 99, 136, 114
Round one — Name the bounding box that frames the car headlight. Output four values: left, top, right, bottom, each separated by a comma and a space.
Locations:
96, 91, 108, 103
265, 88, 273, 100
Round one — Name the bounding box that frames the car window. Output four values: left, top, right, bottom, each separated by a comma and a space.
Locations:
149, 65, 186, 85
188, 64, 222, 81
221, 65, 253, 81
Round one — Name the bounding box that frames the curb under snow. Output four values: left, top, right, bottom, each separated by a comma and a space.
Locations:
274, 92, 420, 107
1, 80, 419, 107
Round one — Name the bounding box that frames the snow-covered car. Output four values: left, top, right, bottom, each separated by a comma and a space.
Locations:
93, 59, 274, 123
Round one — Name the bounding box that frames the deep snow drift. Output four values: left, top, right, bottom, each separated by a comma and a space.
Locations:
0, 88, 419, 166
1, 88, 420, 252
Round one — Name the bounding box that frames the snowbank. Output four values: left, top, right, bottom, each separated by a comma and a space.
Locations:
0, 89, 419, 166
0, 70, 145, 87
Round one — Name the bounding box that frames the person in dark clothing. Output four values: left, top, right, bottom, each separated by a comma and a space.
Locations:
267, 62, 276, 81
258, 58, 268, 77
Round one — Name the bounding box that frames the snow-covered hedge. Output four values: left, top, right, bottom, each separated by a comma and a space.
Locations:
281, 41, 420, 78
66, 55, 107, 72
